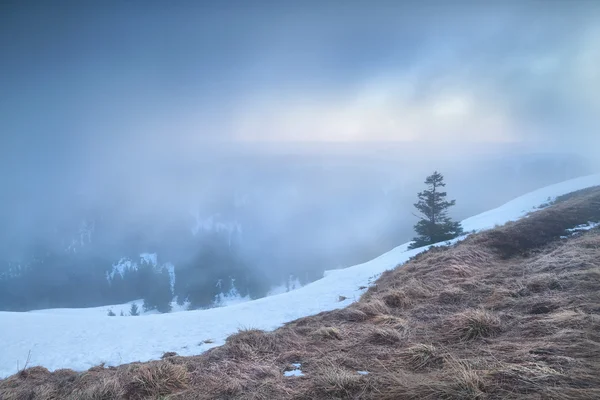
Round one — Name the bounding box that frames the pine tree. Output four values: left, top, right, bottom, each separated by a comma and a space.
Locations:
129, 302, 140, 316
107, 309, 116, 316
408, 171, 463, 249
143, 267, 173, 313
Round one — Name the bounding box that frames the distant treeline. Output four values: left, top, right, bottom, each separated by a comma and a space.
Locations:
0, 232, 276, 312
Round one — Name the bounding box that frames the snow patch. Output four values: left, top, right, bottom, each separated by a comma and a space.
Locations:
284, 363, 304, 377
266, 275, 302, 296
566, 221, 600, 233
561, 221, 600, 238
214, 279, 251, 307
284, 369, 304, 377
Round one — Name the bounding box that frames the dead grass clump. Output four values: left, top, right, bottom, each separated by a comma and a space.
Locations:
369, 327, 405, 345
382, 290, 413, 308
484, 288, 517, 310
445, 310, 502, 342
400, 344, 443, 371
526, 273, 563, 293
437, 287, 467, 305
372, 314, 408, 330
311, 327, 343, 340
69, 377, 125, 400
124, 362, 189, 399
312, 366, 367, 398
528, 300, 560, 315
425, 363, 486, 400
521, 318, 561, 338
403, 278, 436, 299
441, 264, 477, 278
225, 329, 284, 357
18, 366, 51, 380
339, 308, 369, 322
380, 362, 485, 400
31, 383, 59, 399
488, 361, 562, 390
355, 299, 390, 317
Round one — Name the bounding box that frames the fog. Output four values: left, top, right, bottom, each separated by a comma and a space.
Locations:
1, 1, 599, 308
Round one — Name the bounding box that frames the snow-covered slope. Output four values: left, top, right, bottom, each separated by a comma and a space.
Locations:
1, 174, 599, 378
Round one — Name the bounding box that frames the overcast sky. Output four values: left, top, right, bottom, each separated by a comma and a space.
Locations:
1, 0, 599, 212
2, 1, 599, 150
1, 0, 599, 265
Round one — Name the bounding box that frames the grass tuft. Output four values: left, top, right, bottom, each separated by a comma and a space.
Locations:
446, 310, 502, 342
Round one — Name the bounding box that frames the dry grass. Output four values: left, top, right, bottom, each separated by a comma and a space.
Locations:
382, 290, 413, 309
372, 314, 407, 329
311, 327, 343, 340
124, 362, 189, 399
338, 308, 369, 322
354, 298, 390, 317
437, 287, 467, 305
68, 377, 125, 400
3, 187, 600, 399
368, 326, 405, 345
400, 344, 443, 371
311, 365, 368, 398
445, 309, 503, 342
380, 361, 486, 400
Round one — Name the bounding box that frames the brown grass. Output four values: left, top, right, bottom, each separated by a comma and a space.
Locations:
124, 362, 189, 399
68, 377, 125, 400
311, 327, 343, 340
368, 326, 405, 345
382, 290, 414, 309
311, 365, 368, 398
2, 186, 600, 399
445, 309, 503, 342
400, 344, 444, 371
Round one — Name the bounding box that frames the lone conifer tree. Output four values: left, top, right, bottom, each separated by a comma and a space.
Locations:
408, 171, 463, 249
129, 303, 140, 316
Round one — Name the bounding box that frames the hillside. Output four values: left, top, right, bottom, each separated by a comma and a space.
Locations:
2, 181, 600, 399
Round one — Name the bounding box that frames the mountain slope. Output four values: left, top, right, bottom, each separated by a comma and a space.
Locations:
2, 181, 600, 399
1, 176, 600, 394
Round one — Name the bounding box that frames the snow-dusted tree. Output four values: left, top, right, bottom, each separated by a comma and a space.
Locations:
408, 171, 463, 249
129, 302, 140, 316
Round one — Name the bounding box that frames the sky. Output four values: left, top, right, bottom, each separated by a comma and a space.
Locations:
2, 1, 599, 152
1, 0, 599, 262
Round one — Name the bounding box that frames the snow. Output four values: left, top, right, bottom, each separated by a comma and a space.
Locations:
266, 276, 303, 296
27, 299, 196, 317
566, 221, 600, 233
357, 371, 369, 375
107, 257, 136, 281
284, 363, 304, 377
1, 174, 599, 378
213, 281, 251, 307
561, 221, 600, 238
284, 369, 304, 377
140, 253, 158, 267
